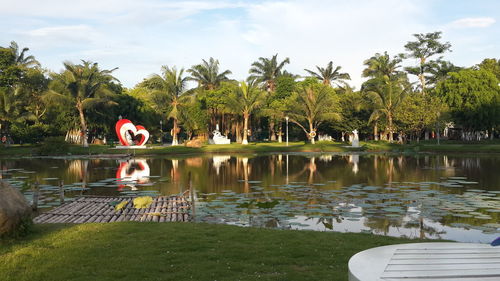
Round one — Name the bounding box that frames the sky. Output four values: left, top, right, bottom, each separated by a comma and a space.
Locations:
1, 0, 499, 89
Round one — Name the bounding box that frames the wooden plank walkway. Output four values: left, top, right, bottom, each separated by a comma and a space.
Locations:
34, 196, 191, 224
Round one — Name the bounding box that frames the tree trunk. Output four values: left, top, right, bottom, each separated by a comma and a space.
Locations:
388, 114, 393, 142
269, 120, 276, 141
277, 122, 283, 143
242, 113, 249, 145
235, 121, 242, 143
309, 122, 315, 144
374, 123, 379, 141
420, 57, 426, 95
424, 130, 429, 140
77, 103, 88, 147
172, 118, 179, 146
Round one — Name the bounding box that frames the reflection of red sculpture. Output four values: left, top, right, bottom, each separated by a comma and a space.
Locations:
116, 159, 150, 190
115, 119, 149, 146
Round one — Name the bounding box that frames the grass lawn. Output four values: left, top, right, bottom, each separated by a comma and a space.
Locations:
0, 222, 431, 281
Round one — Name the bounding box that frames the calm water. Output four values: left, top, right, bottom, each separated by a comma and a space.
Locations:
1, 153, 499, 243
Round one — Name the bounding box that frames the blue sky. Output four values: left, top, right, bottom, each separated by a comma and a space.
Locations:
1, 0, 499, 88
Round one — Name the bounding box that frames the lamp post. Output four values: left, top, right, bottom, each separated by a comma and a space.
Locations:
285, 116, 289, 146
159, 120, 163, 145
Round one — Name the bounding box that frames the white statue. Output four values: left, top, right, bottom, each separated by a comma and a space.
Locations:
351, 129, 359, 148
209, 124, 231, 145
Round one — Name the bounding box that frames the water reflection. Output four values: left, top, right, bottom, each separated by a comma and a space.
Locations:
1, 153, 500, 242
116, 159, 150, 190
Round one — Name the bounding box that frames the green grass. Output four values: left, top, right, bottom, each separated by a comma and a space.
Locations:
0, 222, 431, 281
3, 140, 500, 157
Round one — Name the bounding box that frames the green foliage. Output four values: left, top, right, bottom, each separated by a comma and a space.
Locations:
304, 61, 351, 87
11, 123, 60, 143
187, 57, 232, 90
404, 31, 452, 93
395, 94, 449, 138
477, 58, 500, 80
182, 99, 209, 136
249, 54, 290, 92
286, 79, 341, 142
37, 136, 70, 155
333, 91, 371, 134
436, 69, 500, 131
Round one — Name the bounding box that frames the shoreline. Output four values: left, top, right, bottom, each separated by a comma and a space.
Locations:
2, 141, 500, 158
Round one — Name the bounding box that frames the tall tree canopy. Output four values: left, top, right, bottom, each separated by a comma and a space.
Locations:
404, 31, 451, 94
140, 66, 190, 145
362, 52, 409, 141
304, 61, 351, 87
47, 60, 118, 147
435, 69, 500, 133
226, 81, 265, 144
187, 57, 231, 90
248, 54, 290, 92
286, 79, 340, 144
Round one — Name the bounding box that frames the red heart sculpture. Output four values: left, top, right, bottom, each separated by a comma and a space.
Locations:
115, 119, 150, 146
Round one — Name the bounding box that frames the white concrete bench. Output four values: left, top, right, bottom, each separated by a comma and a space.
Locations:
348, 242, 500, 281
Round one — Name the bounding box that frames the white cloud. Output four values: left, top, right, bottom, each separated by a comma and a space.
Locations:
3, 0, 499, 89
449, 17, 496, 28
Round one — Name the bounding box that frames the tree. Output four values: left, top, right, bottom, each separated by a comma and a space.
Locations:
362, 52, 403, 79
8, 41, 40, 69
304, 61, 351, 87
404, 31, 451, 94
249, 54, 290, 141
261, 75, 296, 142
435, 69, 500, 137
286, 79, 340, 144
47, 60, 118, 147
249, 54, 290, 92
477, 58, 500, 80
226, 81, 265, 144
427, 60, 461, 87
187, 58, 231, 90
362, 75, 410, 142
362, 52, 409, 142
333, 90, 371, 141
394, 93, 448, 141
140, 66, 190, 145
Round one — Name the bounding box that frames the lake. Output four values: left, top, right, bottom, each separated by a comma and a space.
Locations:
1, 152, 499, 243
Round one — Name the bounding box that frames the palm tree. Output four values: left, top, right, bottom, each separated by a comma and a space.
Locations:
226, 81, 265, 144
187, 58, 231, 90
362, 52, 403, 79
249, 54, 290, 141
141, 66, 189, 145
8, 41, 40, 69
362, 75, 410, 142
249, 54, 290, 92
47, 60, 118, 147
287, 82, 340, 144
362, 52, 407, 142
304, 61, 351, 87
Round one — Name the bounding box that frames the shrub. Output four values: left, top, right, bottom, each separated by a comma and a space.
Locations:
37, 136, 70, 155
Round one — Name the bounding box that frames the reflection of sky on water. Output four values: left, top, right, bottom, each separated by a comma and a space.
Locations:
1, 153, 500, 242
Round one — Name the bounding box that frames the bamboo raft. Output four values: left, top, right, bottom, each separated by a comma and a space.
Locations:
34, 196, 191, 224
